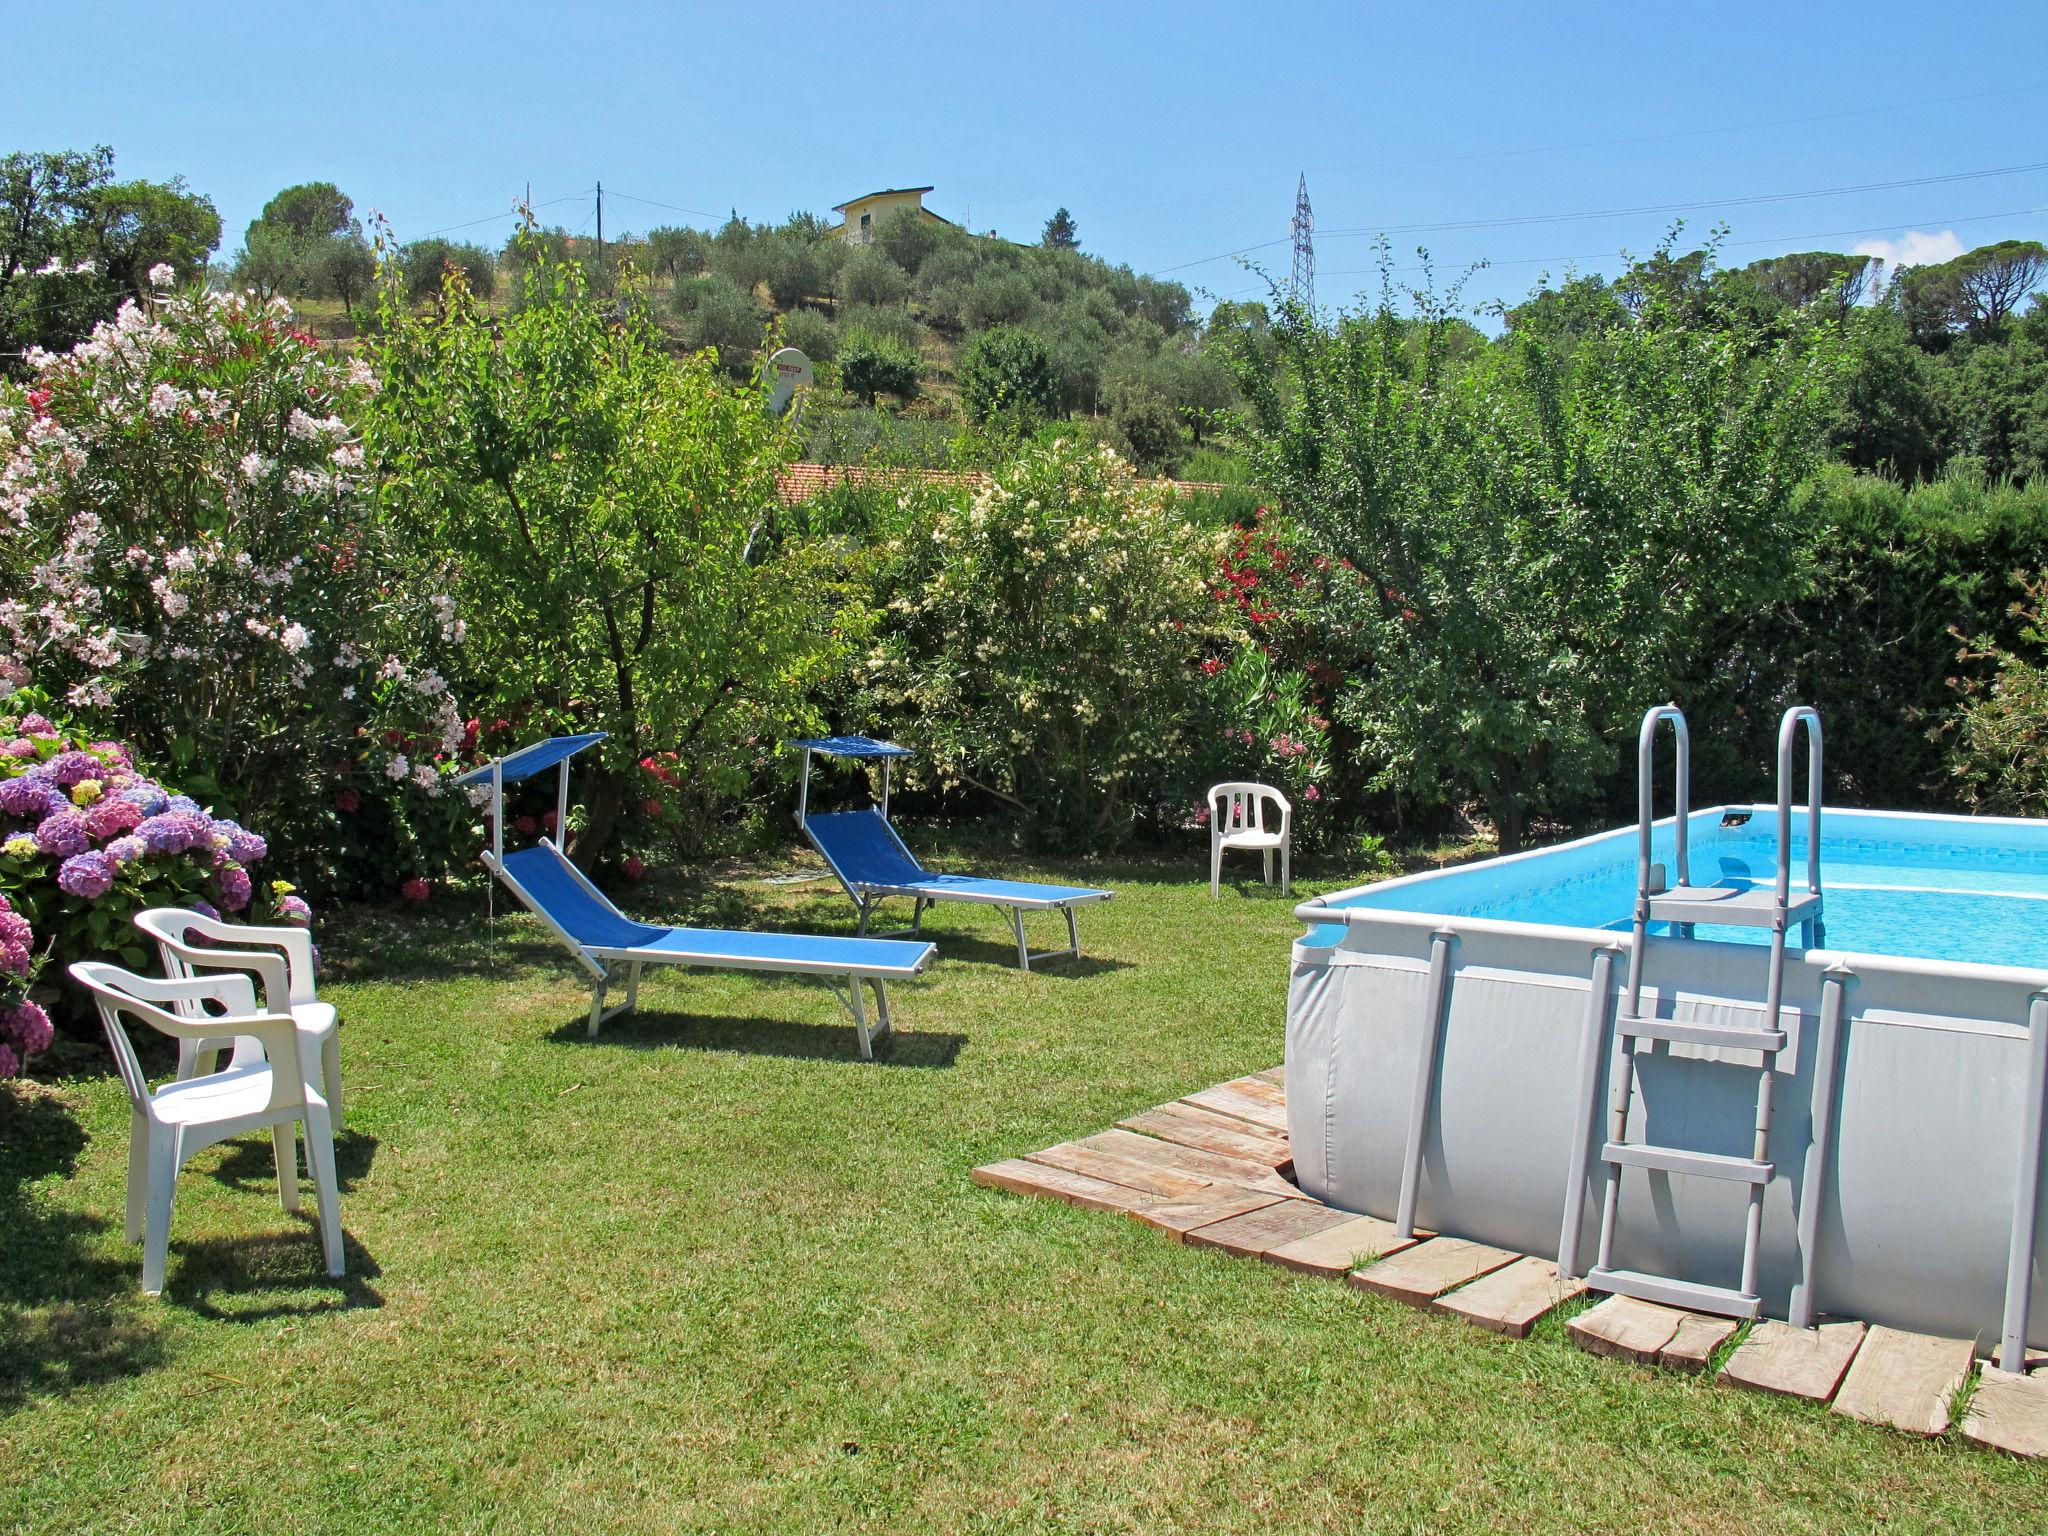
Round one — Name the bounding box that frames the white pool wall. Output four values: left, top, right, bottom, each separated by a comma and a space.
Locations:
1289, 806, 2048, 1346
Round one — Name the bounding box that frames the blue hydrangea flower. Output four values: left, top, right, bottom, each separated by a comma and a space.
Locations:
119, 782, 172, 817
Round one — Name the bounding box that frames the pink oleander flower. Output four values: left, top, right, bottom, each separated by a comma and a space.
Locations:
622, 854, 647, 881
400, 876, 430, 903
1304, 784, 1321, 802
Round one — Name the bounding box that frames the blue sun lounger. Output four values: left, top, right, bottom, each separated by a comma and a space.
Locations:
791, 736, 1113, 970
457, 735, 934, 1056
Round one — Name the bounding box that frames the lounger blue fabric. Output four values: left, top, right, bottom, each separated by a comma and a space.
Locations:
805, 810, 1110, 906
452, 733, 609, 786
501, 847, 931, 975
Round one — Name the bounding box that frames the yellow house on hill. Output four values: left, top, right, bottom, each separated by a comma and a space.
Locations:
832, 186, 958, 245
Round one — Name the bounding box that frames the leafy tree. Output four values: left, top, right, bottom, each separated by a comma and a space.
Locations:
709, 213, 770, 295
236, 180, 371, 309
403, 238, 496, 302
1109, 388, 1187, 474
839, 246, 908, 307
370, 230, 852, 865
1, 147, 221, 368
1503, 271, 1628, 343
1740, 251, 1877, 312
1948, 570, 2048, 815
252, 182, 353, 247
761, 231, 825, 309
1953, 240, 2048, 332
782, 306, 837, 361
304, 231, 376, 317
838, 330, 921, 405
1042, 207, 1079, 250
646, 225, 711, 280
1829, 310, 1947, 481
959, 326, 1060, 426
671, 272, 765, 375
1229, 257, 1846, 851
1937, 335, 2048, 482
874, 207, 943, 273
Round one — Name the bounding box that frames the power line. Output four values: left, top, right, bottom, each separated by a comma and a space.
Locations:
1152, 160, 2048, 278
1092, 79, 2048, 227
606, 189, 723, 221
412, 193, 584, 241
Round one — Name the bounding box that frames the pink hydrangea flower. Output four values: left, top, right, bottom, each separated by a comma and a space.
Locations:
1, 1000, 53, 1056
216, 864, 253, 911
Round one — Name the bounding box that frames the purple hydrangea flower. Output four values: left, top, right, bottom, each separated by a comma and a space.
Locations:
104, 834, 146, 866
46, 750, 106, 787
34, 809, 90, 857
119, 781, 171, 817
17, 713, 55, 737
57, 849, 115, 899
216, 865, 253, 912
216, 821, 267, 865
0, 942, 25, 977
165, 794, 202, 816
135, 813, 196, 854
1, 1000, 53, 1056
0, 775, 60, 820
0, 1043, 19, 1079
187, 898, 220, 922
278, 894, 313, 925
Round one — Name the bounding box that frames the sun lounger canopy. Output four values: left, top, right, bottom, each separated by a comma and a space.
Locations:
453, 732, 608, 787
789, 735, 913, 760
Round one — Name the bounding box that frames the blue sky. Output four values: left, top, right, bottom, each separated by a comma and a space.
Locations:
7, 1, 2048, 316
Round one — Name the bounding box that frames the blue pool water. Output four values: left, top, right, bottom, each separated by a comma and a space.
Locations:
1327, 808, 2048, 969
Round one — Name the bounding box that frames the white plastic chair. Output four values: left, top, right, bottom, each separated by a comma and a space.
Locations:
1209, 782, 1292, 897
69, 960, 343, 1297
132, 909, 341, 1131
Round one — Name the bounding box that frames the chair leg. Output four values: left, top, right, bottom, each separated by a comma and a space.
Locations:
1010, 908, 1030, 971
322, 1029, 344, 1134
140, 1126, 177, 1297
273, 1123, 300, 1213
588, 980, 607, 1039
848, 976, 874, 1061
871, 978, 893, 1044
125, 1109, 149, 1243
627, 960, 643, 1015
302, 1105, 345, 1279
1211, 840, 1222, 898
1282, 840, 1292, 896
1264, 848, 1274, 887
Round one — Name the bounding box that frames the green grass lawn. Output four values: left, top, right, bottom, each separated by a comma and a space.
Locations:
1, 845, 2040, 1533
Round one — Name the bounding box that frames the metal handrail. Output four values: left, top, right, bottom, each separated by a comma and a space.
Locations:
1636, 704, 1691, 902
1775, 706, 1824, 907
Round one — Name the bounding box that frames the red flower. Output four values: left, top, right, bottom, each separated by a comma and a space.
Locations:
621, 855, 647, 881
541, 810, 558, 831
400, 877, 431, 903
515, 814, 538, 835
382, 728, 405, 747
334, 788, 361, 814
639, 796, 663, 818
1200, 658, 1223, 676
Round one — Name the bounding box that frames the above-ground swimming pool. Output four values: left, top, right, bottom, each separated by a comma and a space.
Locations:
1290, 805, 2048, 1358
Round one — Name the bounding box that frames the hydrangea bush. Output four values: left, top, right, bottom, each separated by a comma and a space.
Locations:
0, 714, 310, 1036
0, 275, 473, 897
859, 437, 1242, 848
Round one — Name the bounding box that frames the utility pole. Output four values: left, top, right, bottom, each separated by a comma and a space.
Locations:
595, 181, 604, 273
1291, 174, 1315, 315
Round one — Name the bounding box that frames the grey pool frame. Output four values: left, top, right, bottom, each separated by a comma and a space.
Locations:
1290, 805, 2048, 1368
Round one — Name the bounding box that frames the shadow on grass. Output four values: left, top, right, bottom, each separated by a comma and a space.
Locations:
205, 1127, 379, 1199
545, 1008, 968, 1068
0, 1087, 169, 1412
167, 1228, 385, 1324
908, 933, 1133, 976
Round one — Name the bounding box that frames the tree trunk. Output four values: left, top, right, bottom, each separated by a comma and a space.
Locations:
1490, 788, 1525, 856
573, 766, 626, 872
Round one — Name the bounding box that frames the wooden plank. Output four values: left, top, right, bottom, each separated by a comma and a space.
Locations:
1181, 1083, 1290, 1135
1074, 1129, 1301, 1200
971, 1159, 1159, 1216
1660, 1312, 1741, 1373
1185, 1199, 1352, 1260
1252, 1066, 1286, 1087
1830, 1326, 1975, 1435
1025, 1140, 1215, 1200
1433, 1257, 1586, 1339
1347, 1237, 1520, 1307
1568, 1295, 1687, 1365
1132, 1188, 1286, 1242
1720, 1320, 1867, 1402
1118, 1103, 1292, 1168
1961, 1367, 2048, 1459
1226, 1074, 1286, 1107
1265, 1214, 1425, 1278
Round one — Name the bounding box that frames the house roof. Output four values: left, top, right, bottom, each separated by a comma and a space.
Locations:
830, 186, 935, 212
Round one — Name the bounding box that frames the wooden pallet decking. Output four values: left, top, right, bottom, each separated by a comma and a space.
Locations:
970, 1066, 2047, 1459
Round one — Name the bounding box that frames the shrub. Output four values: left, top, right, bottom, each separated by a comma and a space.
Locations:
0, 715, 312, 1028
672, 272, 766, 374
403, 238, 496, 302
1194, 649, 1336, 849
837, 304, 921, 349
874, 208, 944, 274
0, 277, 467, 898
839, 330, 921, 406
960, 326, 1060, 427
963, 270, 1036, 330
1949, 570, 2048, 814
1109, 388, 1188, 474
860, 437, 1240, 847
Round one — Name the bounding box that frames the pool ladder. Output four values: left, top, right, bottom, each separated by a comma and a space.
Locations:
1572, 703, 1825, 1320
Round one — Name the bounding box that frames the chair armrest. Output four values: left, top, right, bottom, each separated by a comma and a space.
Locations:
175, 946, 294, 1014
211, 923, 318, 1007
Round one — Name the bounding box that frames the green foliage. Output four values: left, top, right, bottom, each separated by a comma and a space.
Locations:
858, 437, 1239, 847
781, 306, 837, 362
0, 147, 221, 369
1950, 571, 2048, 815
370, 229, 853, 864
1041, 207, 1079, 251
646, 224, 711, 280
1231, 252, 1846, 850
873, 207, 943, 273
235, 180, 372, 312
838, 329, 921, 406
403, 238, 496, 302
1108, 388, 1188, 474
839, 246, 908, 307
959, 326, 1059, 427
761, 231, 826, 309
671, 272, 766, 375
963, 269, 1036, 329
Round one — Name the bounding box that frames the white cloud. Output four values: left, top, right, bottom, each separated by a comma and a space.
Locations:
1851, 229, 1965, 270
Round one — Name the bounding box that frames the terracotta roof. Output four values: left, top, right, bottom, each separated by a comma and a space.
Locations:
775, 463, 1233, 506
